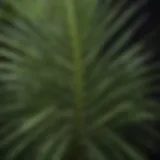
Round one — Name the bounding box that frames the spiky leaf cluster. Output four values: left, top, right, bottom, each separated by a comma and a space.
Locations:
0, 0, 159, 160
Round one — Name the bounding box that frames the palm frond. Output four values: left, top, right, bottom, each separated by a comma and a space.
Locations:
0, 0, 159, 160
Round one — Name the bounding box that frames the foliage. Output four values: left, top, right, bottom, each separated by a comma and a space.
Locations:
0, 0, 159, 160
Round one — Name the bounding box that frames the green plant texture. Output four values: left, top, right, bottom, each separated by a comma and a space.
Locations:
0, 0, 159, 160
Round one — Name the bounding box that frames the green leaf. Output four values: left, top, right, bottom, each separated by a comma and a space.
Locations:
0, 0, 159, 160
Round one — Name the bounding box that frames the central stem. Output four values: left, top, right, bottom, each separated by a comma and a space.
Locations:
65, 0, 84, 138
